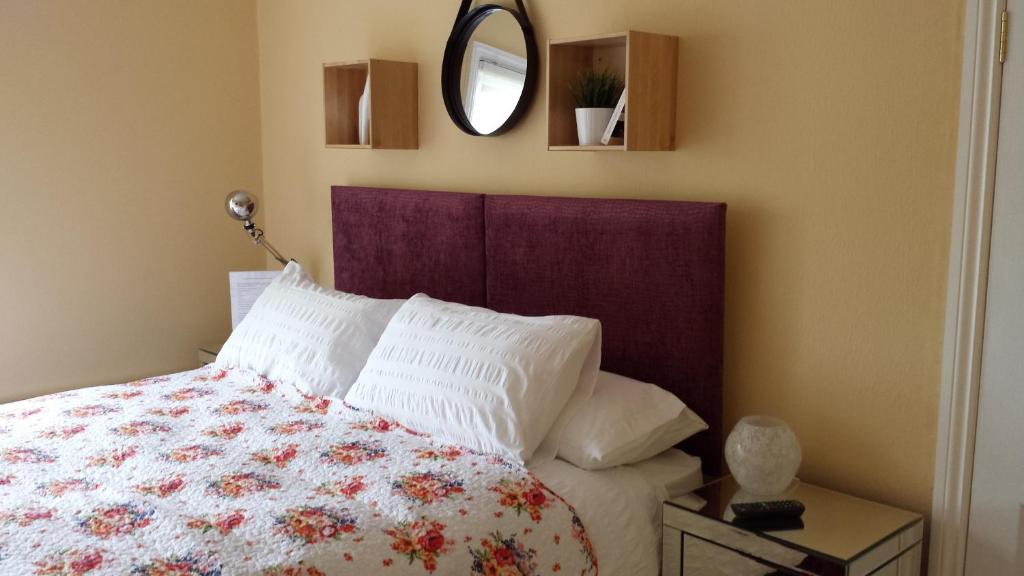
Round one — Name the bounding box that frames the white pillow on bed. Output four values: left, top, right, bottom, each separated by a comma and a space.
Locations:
345, 293, 602, 464
624, 448, 704, 498
215, 261, 403, 398
557, 370, 708, 470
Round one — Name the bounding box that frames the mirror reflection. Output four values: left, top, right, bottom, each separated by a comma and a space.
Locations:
459, 10, 527, 134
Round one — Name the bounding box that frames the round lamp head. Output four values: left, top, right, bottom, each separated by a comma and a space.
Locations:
225, 190, 258, 222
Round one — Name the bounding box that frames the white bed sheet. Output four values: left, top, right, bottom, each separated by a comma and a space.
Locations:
531, 450, 703, 576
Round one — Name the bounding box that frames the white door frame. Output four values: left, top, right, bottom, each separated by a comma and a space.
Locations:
930, 0, 1007, 574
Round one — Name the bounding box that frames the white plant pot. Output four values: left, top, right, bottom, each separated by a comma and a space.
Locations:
575, 107, 614, 146
725, 415, 802, 496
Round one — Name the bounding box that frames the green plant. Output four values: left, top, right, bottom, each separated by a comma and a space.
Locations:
569, 68, 624, 108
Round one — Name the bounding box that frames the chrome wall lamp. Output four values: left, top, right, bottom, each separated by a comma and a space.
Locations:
224, 190, 292, 266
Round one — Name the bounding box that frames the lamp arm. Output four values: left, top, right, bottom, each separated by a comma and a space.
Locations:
258, 238, 291, 267
242, 220, 291, 266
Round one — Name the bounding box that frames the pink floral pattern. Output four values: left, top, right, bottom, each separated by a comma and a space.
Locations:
36, 478, 99, 497
64, 404, 119, 418
33, 548, 105, 575
202, 422, 244, 440
135, 476, 185, 498
384, 518, 453, 573
162, 444, 223, 463
274, 505, 357, 545
77, 504, 153, 539
146, 406, 190, 418
269, 420, 323, 435
207, 472, 281, 499
469, 532, 539, 575
186, 510, 246, 535
39, 425, 87, 439
161, 387, 214, 402
103, 390, 144, 400
87, 446, 137, 468
0, 507, 56, 526
251, 444, 299, 468
215, 399, 268, 415
129, 552, 220, 576
320, 441, 387, 466
112, 420, 172, 437
393, 472, 466, 505
241, 379, 276, 395
294, 396, 331, 415
413, 446, 464, 462
3, 447, 56, 464
259, 563, 324, 576
0, 366, 597, 575
314, 475, 366, 500
491, 477, 552, 523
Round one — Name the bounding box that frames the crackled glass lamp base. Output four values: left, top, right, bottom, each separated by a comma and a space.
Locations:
725, 415, 802, 496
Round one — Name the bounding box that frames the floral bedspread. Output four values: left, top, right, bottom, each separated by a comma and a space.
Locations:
0, 366, 598, 576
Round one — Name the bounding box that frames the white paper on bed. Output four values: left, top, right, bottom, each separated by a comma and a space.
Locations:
228, 270, 280, 328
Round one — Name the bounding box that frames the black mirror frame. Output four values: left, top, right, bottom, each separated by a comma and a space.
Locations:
441, 0, 538, 136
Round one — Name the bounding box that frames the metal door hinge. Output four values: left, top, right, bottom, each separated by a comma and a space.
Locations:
999, 10, 1009, 64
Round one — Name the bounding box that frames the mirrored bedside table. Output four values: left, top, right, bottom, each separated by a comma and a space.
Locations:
197, 343, 222, 367
663, 476, 923, 576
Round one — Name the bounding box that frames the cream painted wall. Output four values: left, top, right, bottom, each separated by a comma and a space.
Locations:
256, 0, 963, 523
0, 0, 264, 402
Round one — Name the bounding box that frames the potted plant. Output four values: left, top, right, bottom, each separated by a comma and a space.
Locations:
570, 69, 624, 146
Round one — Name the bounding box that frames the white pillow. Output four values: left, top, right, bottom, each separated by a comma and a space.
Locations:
557, 370, 708, 470
215, 262, 403, 398
624, 448, 704, 499
345, 293, 601, 464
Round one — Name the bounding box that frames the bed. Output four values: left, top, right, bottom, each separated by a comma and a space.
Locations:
0, 187, 726, 575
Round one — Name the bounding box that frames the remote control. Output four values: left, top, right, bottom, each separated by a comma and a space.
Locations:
732, 516, 804, 532
730, 500, 805, 520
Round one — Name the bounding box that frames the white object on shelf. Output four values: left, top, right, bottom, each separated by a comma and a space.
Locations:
600, 89, 627, 145
724, 415, 802, 496
575, 107, 615, 146
358, 76, 370, 145
229, 271, 280, 329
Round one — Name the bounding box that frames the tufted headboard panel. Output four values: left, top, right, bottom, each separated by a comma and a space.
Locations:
331, 186, 726, 473
332, 186, 486, 306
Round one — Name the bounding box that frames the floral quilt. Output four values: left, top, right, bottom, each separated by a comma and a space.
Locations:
0, 366, 598, 576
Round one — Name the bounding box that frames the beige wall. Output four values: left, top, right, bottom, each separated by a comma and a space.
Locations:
257, 0, 964, 521
0, 0, 264, 402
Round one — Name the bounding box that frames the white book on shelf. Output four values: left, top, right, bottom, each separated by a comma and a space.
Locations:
600, 89, 627, 145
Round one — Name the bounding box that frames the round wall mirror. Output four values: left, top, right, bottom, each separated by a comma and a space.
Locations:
442, 1, 538, 136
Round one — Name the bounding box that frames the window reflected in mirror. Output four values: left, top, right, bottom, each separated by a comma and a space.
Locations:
463, 41, 527, 134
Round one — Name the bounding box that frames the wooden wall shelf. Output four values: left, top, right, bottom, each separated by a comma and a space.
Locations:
547, 31, 678, 151
323, 59, 418, 149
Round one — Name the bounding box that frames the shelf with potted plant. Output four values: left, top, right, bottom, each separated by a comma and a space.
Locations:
547, 31, 678, 151
323, 59, 418, 149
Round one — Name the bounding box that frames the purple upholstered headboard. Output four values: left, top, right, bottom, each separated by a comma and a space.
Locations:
332, 186, 726, 473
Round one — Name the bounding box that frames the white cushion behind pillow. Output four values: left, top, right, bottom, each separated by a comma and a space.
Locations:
215, 262, 403, 398
345, 293, 601, 464
557, 370, 708, 470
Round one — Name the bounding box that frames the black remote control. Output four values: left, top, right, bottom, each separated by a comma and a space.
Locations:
732, 516, 804, 532
731, 500, 805, 520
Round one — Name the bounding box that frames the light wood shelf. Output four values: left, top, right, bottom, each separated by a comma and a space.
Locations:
323, 59, 418, 149
548, 145, 626, 151
547, 31, 678, 151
